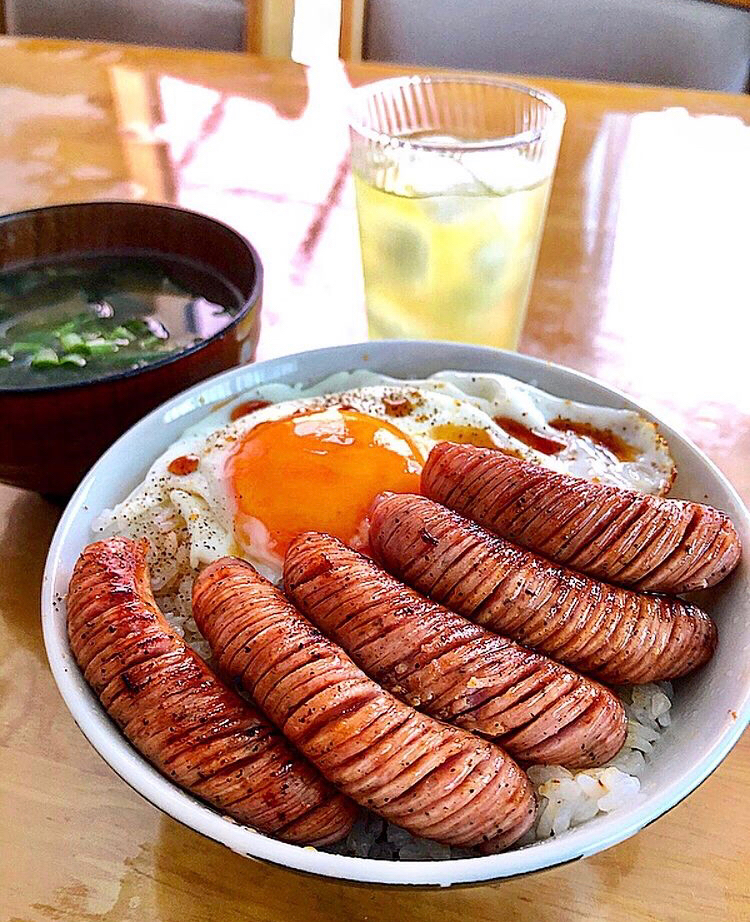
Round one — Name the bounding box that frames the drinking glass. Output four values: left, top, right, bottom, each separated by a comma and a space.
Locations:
348, 76, 565, 349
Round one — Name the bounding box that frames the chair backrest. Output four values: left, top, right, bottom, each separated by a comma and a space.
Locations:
7, 0, 314, 58
6, 0, 246, 52
363, 0, 750, 92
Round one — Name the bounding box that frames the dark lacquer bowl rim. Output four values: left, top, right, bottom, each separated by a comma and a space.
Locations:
0, 201, 263, 396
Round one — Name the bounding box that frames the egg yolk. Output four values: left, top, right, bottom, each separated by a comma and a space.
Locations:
229, 407, 423, 559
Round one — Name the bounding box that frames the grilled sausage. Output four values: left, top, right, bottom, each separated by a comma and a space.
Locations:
284, 532, 627, 769
193, 557, 536, 850
421, 442, 741, 593
67, 537, 356, 845
369, 493, 717, 684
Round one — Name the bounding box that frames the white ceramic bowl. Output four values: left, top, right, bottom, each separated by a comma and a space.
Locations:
42, 341, 750, 887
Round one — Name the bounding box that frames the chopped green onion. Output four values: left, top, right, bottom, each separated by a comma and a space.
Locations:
0, 349, 13, 364
59, 331, 84, 351
63, 337, 93, 354
86, 338, 119, 355
110, 325, 136, 342
54, 319, 78, 336
30, 347, 60, 367
9, 341, 44, 355
123, 318, 151, 336
59, 353, 87, 367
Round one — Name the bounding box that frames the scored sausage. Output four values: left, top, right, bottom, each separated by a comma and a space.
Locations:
192, 558, 536, 850
369, 493, 717, 684
67, 537, 356, 846
422, 442, 741, 593
284, 532, 627, 769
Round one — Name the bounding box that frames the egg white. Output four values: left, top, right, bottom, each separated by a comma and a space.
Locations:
94, 369, 676, 587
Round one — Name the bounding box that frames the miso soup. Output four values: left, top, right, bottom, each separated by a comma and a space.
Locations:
0, 252, 243, 389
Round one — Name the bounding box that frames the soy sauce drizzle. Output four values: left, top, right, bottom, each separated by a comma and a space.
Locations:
493, 416, 567, 455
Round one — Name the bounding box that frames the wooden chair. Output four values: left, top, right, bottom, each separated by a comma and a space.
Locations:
360, 0, 750, 92
246, 0, 748, 80
265, 0, 747, 94
1, 0, 361, 54
246, 0, 293, 56
246, 0, 366, 61
339, 0, 366, 61
5, 0, 245, 50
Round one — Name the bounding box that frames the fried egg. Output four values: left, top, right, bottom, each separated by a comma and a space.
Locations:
95, 370, 675, 585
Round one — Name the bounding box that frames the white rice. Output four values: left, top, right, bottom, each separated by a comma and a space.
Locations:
98, 507, 674, 861
327, 682, 672, 860
518, 681, 673, 847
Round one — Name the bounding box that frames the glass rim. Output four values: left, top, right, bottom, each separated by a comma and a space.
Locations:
348, 74, 566, 153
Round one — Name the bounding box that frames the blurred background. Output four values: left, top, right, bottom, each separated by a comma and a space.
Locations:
1, 0, 749, 92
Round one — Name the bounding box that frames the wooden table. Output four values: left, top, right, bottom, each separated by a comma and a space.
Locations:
0, 36, 748, 922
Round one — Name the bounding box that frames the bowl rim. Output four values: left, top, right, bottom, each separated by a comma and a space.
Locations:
0, 200, 263, 396
41, 340, 750, 887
